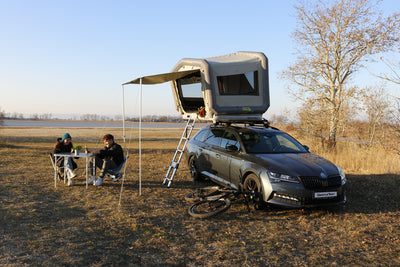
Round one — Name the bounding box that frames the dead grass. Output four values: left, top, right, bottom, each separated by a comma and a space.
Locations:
289, 129, 400, 175
0, 127, 399, 266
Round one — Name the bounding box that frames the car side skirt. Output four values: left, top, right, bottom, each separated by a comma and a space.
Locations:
201, 171, 238, 190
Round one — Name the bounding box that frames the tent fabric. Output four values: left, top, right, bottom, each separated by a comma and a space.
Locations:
170, 51, 269, 119
122, 69, 200, 85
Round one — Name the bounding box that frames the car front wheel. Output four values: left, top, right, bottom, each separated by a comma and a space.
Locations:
243, 174, 263, 209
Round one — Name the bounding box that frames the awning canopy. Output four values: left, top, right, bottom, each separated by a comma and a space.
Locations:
122, 69, 200, 85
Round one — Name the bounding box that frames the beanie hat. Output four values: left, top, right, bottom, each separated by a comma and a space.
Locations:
62, 133, 72, 141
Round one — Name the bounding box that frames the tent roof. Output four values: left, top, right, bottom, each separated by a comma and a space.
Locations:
123, 69, 200, 85
204, 51, 262, 64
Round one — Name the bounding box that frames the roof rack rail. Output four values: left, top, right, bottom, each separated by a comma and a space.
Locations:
213, 119, 273, 128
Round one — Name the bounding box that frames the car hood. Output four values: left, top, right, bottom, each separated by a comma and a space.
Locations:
252, 153, 339, 177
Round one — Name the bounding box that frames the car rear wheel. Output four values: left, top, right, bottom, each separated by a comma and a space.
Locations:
189, 157, 203, 181
243, 174, 263, 209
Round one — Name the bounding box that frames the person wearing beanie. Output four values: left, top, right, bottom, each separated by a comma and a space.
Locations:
54, 133, 78, 186
62, 133, 71, 141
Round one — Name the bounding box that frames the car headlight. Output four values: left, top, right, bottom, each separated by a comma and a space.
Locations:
268, 171, 300, 183
337, 166, 346, 185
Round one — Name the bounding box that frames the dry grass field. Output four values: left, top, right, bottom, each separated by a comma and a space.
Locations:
0, 126, 399, 266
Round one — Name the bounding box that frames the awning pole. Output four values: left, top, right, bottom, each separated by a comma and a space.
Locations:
139, 78, 142, 196
122, 85, 126, 151
119, 84, 127, 206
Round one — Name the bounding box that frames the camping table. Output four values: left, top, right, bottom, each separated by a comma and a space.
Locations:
54, 152, 95, 189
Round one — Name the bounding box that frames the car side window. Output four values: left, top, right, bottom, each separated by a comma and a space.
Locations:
193, 129, 208, 142
220, 131, 240, 151
240, 131, 260, 152
204, 129, 224, 146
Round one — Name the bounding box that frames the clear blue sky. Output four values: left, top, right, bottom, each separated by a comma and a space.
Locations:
1, 0, 399, 119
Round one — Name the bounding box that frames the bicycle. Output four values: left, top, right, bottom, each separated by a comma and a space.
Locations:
186, 186, 260, 218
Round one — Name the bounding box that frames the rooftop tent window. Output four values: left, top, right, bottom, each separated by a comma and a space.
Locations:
176, 73, 202, 97
176, 72, 204, 112
180, 83, 202, 98
217, 71, 259, 95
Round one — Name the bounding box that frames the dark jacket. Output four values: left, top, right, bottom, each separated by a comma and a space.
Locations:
53, 141, 77, 169
54, 141, 73, 154
98, 142, 124, 166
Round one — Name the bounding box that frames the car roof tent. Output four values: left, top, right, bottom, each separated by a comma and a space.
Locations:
170, 51, 270, 123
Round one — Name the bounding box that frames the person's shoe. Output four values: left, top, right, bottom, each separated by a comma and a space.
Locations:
67, 168, 77, 179
94, 177, 103, 186
87, 176, 95, 185
68, 178, 73, 186
111, 173, 122, 182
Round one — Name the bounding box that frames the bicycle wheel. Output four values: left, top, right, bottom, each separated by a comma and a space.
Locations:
185, 186, 221, 202
188, 198, 231, 219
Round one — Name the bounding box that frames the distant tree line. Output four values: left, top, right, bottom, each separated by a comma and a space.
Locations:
0, 110, 185, 123
2, 112, 53, 120
80, 114, 185, 122
0, 107, 4, 126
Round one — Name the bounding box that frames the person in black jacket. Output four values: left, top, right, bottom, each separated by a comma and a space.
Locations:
89, 134, 124, 186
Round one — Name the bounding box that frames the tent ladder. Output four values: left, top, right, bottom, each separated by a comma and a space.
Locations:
163, 114, 197, 187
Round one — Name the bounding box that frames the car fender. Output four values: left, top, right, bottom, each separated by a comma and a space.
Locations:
186, 152, 195, 166
258, 169, 273, 201
241, 167, 273, 203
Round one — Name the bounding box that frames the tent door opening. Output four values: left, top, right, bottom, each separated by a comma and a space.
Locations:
176, 72, 204, 113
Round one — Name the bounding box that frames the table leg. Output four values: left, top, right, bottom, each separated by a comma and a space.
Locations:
93, 157, 96, 177
54, 155, 57, 188
85, 156, 88, 189
63, 156, 67, 184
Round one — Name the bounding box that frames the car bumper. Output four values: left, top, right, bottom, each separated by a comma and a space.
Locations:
265, 183, 346, 208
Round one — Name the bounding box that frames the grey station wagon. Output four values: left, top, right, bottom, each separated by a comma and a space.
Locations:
185, 124, 346, 208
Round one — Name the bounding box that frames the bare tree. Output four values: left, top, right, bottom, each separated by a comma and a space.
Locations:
376, 47, 400, 85
361, 85, 391, 144
298, 100, 330, 146
385, 97, 400, 153
282, 0, 400, 148
0, 107, 4, 126
297, 97, 355, 148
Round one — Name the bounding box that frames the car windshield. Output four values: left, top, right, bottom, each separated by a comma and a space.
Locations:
239, 130, 308, 154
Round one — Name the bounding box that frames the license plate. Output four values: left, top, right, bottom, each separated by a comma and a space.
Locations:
314, 191, 337, 198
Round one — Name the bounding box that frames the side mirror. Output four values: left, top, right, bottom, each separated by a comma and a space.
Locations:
226, 145, 239, 151
303, 145, 310, 151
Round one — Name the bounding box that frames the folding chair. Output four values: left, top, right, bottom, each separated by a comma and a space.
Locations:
105, 156, 129, 182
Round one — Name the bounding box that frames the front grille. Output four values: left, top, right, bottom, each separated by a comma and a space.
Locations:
299, 175, 342, 189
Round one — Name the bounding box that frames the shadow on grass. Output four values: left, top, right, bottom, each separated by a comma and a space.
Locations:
168, 174, 400, 219
0, 182, 142, 265
0, 142, 26, 149
133, 179, 207, 190
344, 174, 400, 214
1, 136, 62, 144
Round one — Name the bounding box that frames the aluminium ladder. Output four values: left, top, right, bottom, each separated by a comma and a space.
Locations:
163, 114, 197, 187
